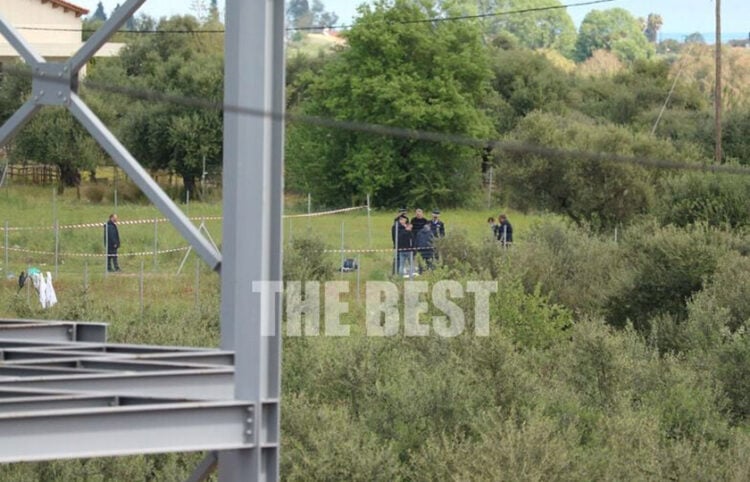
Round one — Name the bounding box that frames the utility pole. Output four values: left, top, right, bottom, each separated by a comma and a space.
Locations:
715, 0, 722, 164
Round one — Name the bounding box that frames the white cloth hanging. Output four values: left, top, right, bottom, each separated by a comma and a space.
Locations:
44, 272, 57, 308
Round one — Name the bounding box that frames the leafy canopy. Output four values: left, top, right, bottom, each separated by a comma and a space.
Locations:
286, 0, 496, 207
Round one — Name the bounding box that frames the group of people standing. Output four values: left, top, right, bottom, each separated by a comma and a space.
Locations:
391, 208, 445, 277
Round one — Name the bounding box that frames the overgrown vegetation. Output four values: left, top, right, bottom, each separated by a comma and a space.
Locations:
1, 0, 750, 478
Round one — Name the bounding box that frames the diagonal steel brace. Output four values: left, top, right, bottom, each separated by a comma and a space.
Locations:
0, 0, 222, 270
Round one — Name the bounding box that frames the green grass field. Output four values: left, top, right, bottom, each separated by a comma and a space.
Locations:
0, 183, 545, 334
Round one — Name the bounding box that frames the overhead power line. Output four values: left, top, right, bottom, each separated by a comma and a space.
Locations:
0, 63, 740, 178
292, 0, 616, 31
14, 0, 615, 35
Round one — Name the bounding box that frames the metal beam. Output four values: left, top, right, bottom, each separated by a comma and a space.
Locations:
2, 368, 234, 400
68, 0, 146, 74
0, 99, 41, 149
0, 402, 252, 462
0, 321, 106, 343
219, 0, 285, 480
67, 93, 222, 270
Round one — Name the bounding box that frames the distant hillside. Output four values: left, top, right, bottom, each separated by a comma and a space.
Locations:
287, 32, 346, 57
661, 32, 749, 43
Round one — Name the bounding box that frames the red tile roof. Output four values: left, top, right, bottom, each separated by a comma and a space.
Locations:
41, 0, 89, 17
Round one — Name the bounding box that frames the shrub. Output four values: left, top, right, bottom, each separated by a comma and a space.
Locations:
283, 236, 335, 282
510, 219, 622, 317
605, 223, 723, 332
83, 184, 106, 203
657, 172, 750, 228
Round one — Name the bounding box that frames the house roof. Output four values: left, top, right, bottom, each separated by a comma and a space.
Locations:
41, 0, 89, 17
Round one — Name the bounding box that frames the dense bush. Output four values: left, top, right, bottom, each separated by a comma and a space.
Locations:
509, 219, 622, 316
283, 236, 335, 282
657, 172, 750, 228
605, 223, 724, 332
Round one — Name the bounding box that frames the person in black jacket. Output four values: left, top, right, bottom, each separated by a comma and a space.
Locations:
397, 216, 415, 276
104, 214, 121, 272
410, 208, 428, 235
495, 213, 513, 247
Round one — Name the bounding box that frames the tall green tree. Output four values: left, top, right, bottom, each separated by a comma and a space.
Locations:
85, 15, 224, 196
0, 62, 103, 191
496, 111, 700, 230
91, 1, 107, 21
286, 0, 496, 207
474, 0, 577, 57
575, 8, 654, 63
643, 13, 663, 43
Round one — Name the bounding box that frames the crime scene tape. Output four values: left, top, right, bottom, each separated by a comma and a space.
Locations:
2, 246, 189, 258
324, 247, 434, 254
2, 206, 367, 231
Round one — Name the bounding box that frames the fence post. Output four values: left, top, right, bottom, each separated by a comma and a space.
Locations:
367, 193, 372, 248
104, 221, 108, 276
82, 260, 89, 310
113, 166, 118, 212
356, 254, 361, 302
393, 220, 399, 276
3, 220, 8, 274
54, 219, 59, 278
140, 260, 145, 318
153, 217, 158, 271
307, 193, 312, 232
195, 256, 200, 311
340, 222, 345, 280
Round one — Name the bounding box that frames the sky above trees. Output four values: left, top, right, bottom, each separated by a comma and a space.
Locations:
78, 0, 750, 36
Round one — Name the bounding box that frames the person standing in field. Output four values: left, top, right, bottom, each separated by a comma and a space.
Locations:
495, 213, 513, 247
415, 222, 435, 272
410, 208, 428, 237
105, 214, 121, 272
430, 209, 445, 238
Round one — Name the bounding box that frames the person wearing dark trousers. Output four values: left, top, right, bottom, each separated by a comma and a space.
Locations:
495, 213, 513, 247
105, 214, 121, 272
397, 216, 415, 276
415, 223, 435, 272
429, 209, 445, 262
392, 213, 408, 275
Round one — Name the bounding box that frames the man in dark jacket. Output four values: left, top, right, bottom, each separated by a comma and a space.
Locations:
410, 208, 428, 234
104, 214, 121, 272
495, 213, 513, 246
430, 209, 445, 238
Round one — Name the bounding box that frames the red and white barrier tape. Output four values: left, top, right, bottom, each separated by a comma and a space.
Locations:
324, 247, 433, 254
2, 206, 366, 231
283, 205, 367, 219
2, 246, 189, 258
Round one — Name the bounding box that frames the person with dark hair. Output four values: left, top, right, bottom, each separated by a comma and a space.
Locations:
391, 207, 407, 247
487, 217, 496, 236
104, 214, 121, 272
495, 213, 513, 246
410, 208, 428, 234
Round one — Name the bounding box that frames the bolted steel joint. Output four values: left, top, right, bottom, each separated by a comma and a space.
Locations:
31, 63, 72, 106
